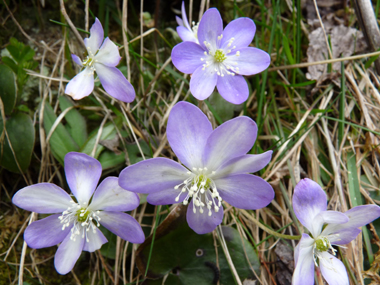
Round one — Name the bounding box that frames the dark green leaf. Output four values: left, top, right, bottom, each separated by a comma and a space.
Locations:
0, 113, 35, 173
43, 102, 79, 164
98, 150, 125, 170
0, 64, 17, 115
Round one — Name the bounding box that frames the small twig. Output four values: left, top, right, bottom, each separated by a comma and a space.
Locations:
59, 0, 86, 49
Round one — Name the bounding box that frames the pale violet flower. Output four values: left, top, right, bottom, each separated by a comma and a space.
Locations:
292, 178, 380, 285
12, 152, 144, 275
171, 8, 270, 104
176, 1, 199, 44
65, 18, 135, 103
119, 101, 274, 234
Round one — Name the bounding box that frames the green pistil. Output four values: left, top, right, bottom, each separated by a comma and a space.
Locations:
315, 237, 330, 252
76, 208, 89, 223
193, 174, 211, 189
214, 49, 226, 63
82, 56, 94, 67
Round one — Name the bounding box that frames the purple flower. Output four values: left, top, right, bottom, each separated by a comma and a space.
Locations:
118, 101, 274, 234
65, 18, 135, 103
12, 152, 144, 275
176, 1, 199, 44
292, 178, 380, 285
171, 8, 270, 105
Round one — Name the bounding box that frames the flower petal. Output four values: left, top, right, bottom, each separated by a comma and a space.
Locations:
71, 54, 82, 66
147, 187, 185, 205
119, 158, 188, 194
319, 251, 349, 285
293, 178, 327, 235
84, 18, 104, 56
292, 234, 315, 285
176, 15, 183, 26
216, 74, 249, 104
54, 233, 85, 275
215, 151, 273, 178
176, 26, 197, 43
226, 47, 270, 76
89, 177, 140, 212
65, 152, 102, 204
310, 210, 349, 239
82, 227, 108, 252
322, 204, 380, 244
167, 101, 213, 169
180, 1, 191, 30
215, 174, 274, 210
171, 42, 205, 74
98, 211, 145, 244
12, 183, 72, 213
220, 18, 256, 49
203, 116, 257, 171
197, 8, 223, 50
65, 67, 94, 100
186, 194, 224, 234
95, 64, 136, 103
190, 65, 218, 100
24, 214, 70, 248
94, 38, 121, 67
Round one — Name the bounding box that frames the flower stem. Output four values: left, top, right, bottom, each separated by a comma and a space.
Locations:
240, 209, 301, 240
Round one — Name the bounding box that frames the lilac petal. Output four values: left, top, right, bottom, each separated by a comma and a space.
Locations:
215, 174, 274, 210
310, 210, 349, 238
292, 234, 315, 285
65, 152, 102, 204
180, 1, 191, 30
65, 67, 94, 100
24, 214, 70, 248
82, 227, 108, 252
293, 178, 327, 234
215, 151, 273, 178
220, 18, 256, 49
197, 8, 223, 51
176, 26, 197, 43
147, 187, 185, 205
327, 227, 361, 245
94, 38, 121, 67
226, 47, 270, 76
98, 211, 145, 243
54, 233, 85, 275
176, 15, 183, 26
171, 42, 205, 74
89, 177, 139, 212
84, 18, 104, 56
12, 183, 72, 213
190, 65, 218, 100
167, 101, 212, 169
203, 116, 257, 171
186, 194, 224, 234
71, 54, 82, 66
216, 74, 249, 104
119, 158, 188, 194
95, 64, 136, 103
319, 252, 349, 285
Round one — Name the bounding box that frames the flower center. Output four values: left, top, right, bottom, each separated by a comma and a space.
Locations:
174, 167, 222, 216
200, 35, 240, 77
214, 49, 226, 63
82, 56, 94, 67
315, 237, 330, 252
58, 200, 101, 242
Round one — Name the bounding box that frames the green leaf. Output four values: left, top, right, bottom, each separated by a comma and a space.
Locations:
137, 205, 260, 284
98, 150, 125, 170
58, 96, 87, 147
1, 57, 18, 75
127, 139, 153, 164
0, 113, 35, 173
0, 64, 17, 115
207, 92, 243, 123
43, 102, 79, 164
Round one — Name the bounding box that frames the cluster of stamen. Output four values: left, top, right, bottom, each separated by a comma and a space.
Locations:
58, 200, 101, 242
174, 167, 222, 216
191, 21, 199, 39
200, 35, 240, 77
312, 235, 339, 269
81, 46, 98, 75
